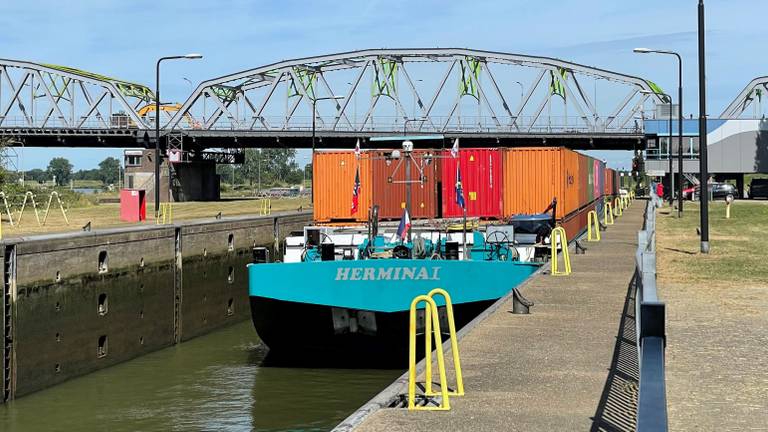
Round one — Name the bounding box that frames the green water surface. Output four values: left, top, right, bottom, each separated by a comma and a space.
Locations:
0, 321, 400, 432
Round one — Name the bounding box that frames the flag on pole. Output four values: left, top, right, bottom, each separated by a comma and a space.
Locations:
455, 164, 466, 209
351, 166, 360, 215
451, 137, 460, 158
354, 138, 361, 158
396, 208, 411, 241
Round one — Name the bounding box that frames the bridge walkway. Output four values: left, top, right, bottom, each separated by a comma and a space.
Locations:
354, 203, 645, 432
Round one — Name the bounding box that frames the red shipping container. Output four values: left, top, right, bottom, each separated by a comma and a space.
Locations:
441, 149, 502, 218
120, 189, 146, 222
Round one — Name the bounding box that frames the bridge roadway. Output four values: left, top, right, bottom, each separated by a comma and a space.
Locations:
0, 128, 645, 150
347, 203, 645, 432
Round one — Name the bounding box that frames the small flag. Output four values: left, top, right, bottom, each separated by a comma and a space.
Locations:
396, 208, 411, 241
351, 166, 360, 215
354, 138, 361, 158
455, 164, 466, 209
451, 138, 459, 158
549, 68, 567, 100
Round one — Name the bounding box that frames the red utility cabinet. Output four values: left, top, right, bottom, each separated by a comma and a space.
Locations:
120, 189, 147, 222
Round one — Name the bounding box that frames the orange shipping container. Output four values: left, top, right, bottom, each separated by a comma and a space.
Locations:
502, 147, 585, 220
312, 151, 372, 222
371, 150, 439, 220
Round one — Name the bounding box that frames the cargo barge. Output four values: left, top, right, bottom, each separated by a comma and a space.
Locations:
248, 143, 620, 365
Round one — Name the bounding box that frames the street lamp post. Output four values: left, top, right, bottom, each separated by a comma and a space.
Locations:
634, 47, 684, 216
155, 54, 202, 216
698, 0, 710, 253
310, 95, 344, 203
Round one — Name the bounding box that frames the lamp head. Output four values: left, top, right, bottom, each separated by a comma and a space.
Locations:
633, 48, 652, 53
184, 53, 203, 59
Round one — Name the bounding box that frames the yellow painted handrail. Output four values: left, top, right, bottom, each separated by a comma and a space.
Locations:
551, 226, 571, 276
42, 192, 69, 226
587, 210, 601, 242
604, 201, 615, 226
614, 197, 623, 217
0, 192, 15, 227
408, 294, 451, 411
157, 202, 173, 225
260, 198, 272, 216
17, 191, 41, 227
424, 288, 464, 397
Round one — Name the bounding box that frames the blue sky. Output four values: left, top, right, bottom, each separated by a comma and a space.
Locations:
2, 0, 765, 170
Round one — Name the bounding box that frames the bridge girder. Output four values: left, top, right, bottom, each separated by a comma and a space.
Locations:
720, 76, 768, 119
0, 58, 156, 130
168, 48, 666, 135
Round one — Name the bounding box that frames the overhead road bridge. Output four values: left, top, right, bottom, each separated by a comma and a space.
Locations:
1, 49, 665, 150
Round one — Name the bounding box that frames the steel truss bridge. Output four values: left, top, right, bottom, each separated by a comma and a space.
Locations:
0, 48, 671, 151
719, 75, 768, 119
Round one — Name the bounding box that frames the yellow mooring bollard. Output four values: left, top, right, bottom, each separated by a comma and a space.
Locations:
587, 210, 601, 242
604, 202, 615, 225
408, 295, 451, 411
423, 288, 464, 398
550, 226, 571, 276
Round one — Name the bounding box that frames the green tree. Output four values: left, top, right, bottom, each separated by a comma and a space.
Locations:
47, 157, 73, 186
98, 157, 121, 185
261, 148, 297, 183
73, 169, 100, 181
26, 169, 47, 183
304, 162, 312, 181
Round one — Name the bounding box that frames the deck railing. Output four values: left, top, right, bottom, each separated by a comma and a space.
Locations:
634, 197, 668, 431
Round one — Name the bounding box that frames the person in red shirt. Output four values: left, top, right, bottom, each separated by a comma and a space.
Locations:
656, 182, 664, 207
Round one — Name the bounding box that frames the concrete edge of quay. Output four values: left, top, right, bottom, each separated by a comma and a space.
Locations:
331, 232, 596, 432
0, 210, 312, 402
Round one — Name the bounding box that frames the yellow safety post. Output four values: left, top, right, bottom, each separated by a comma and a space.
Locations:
408, 295, 451, 411
424, 288, 464, 397
550, 226, 571, 276
613, 197, 623, 217
587, 210, 601, 242
17, 192, 41, 227
604, 201, 614, 225
42, 192, 70, 226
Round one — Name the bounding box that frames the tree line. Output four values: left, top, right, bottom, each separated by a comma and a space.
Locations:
216, 148, 311, 186
18, 157, 121, 186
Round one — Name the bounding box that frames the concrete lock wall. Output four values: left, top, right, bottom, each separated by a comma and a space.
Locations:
0, 211, 311, 401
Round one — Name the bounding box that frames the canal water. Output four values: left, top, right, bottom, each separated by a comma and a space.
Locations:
0, 320, 401, 432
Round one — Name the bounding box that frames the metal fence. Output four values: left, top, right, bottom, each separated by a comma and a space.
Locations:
634, 197, 668, 431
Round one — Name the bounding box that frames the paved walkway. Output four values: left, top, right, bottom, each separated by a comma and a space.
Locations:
354, 203, 645, 432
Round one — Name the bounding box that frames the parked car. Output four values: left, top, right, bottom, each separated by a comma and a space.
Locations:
693, 183, 738, 201
749, 178, 768, 199
682, 185, 696, 200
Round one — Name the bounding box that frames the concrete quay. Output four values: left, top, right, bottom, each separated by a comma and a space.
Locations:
352, 203, 645, 432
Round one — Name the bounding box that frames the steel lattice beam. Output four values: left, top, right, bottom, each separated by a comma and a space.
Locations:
167, 48, 665, 134
0, 58, 152, 129
720, 76, 768, 119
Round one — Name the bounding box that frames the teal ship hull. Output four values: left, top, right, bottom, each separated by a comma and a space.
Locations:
248, 258, 539, 365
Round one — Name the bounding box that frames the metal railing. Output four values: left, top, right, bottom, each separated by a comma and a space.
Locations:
634, 196, 668, 431
0, 115, 645, 134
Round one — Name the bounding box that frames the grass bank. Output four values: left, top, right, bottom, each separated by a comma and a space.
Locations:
0, 196, 310, 238
656, 200, 768, 288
